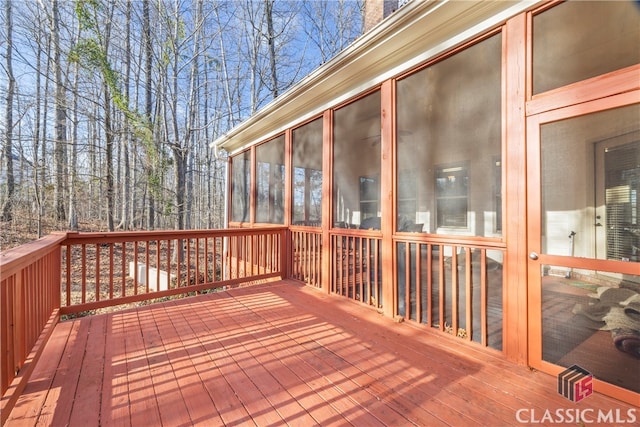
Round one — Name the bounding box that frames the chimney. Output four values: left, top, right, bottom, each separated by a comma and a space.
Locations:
363, 0, 400, 32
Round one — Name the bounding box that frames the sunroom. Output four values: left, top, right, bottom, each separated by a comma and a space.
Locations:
213, 0, 640, 405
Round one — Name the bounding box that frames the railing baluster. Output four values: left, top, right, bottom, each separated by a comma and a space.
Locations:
121, 242, 126, 298
358, 238, 363, 302
109, 244, 114, 300
465, 247, 472, 341
416, 243, 422, 324
195, 238, 200, 285
187, 238, 192, 287
145, 241, 150, 294
262, 233, 267, 274
438, 245, 445, 332
214, 236, 219, 281
404, 242, 410, 319
81, 244, 87, 304
251, 234, 256, 276
167, 240, 172, 289
426, 243, 432, 327
303, 232, 308, 281
66, 245, 71, 307
234, 236, 239, 279
481, 249, 488, 347
133, 241, 139, 296
451, 246, 458, 337
156, 239, 161, 291
96, 243, 101, 302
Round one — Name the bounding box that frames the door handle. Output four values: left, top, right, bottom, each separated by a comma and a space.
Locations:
529, 252, 539, 260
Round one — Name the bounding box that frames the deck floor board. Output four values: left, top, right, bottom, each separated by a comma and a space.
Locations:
6, 280, 638, 426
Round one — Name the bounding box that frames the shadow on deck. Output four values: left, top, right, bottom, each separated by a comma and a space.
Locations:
5, 280, 636, 426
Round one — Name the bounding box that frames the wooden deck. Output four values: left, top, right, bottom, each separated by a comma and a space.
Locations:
5, 280, 637, 426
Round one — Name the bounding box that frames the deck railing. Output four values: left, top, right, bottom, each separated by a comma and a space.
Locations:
290, 228, 322, 288
1, 226, 506, 422
331, 232, 383, 309
0, 233, 66, 419
60, 227, 285, 315
0, 227, 286, 420
395, 238, 504, 350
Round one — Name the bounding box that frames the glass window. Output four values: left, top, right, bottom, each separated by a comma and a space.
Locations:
436, 163, 469, 229
333, 91, 381, 229
231, 150, 250, 222
396, 33, 502, 236
255, 135, 285, 224
292, 118, 323, 226
533, 1, 640, 95
541, 104, 640, 261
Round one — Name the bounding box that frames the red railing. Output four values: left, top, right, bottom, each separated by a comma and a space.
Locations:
60, 228, 285, 315
395, 238, 504, 350
0, 233, 66, 419
331, 232, 383, 308
0, 227, 286, 422
290, 228, 322, 288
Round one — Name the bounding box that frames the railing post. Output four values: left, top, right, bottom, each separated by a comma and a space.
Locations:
281, 227, 289, 280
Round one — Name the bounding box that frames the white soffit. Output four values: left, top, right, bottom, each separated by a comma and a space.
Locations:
213, 0, 541, 155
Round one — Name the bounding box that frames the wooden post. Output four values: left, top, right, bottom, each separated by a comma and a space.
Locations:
380, 80, 395, 318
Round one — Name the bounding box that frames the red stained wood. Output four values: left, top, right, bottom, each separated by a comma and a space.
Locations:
5, 281, 638, 426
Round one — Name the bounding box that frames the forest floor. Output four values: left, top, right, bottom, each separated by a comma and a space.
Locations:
1, 218, 115, 251
2, 218, 60, 250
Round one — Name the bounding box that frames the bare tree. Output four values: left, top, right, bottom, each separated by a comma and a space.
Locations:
52, 0, 67, 221
264, 0, 278, 98
300, 0, 364, 64
68, 42, 80, 230
118, 0, 132, 230
143, 0, 156, 229
1, 0, 15, 221
1, 0, 364, 243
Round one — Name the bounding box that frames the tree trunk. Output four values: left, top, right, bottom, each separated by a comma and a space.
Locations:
119, 0, 132, 230
104, 85, 115, 231
143, 0, 155, 230
52, 0, 67, 221
103, 5, 115, 232
265, 0, 278, 98
40, 26, 51, 230
68, 57, 80, 230
1, 0, 15, 222
33, 19, 43, 237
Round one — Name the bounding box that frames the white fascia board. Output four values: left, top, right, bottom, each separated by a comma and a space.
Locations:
213, 0, 542, 156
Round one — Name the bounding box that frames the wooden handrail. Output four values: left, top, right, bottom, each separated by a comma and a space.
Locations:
1, 233, 66, 422
59, 227, 287, 314
1, 227, 287, 422
0, 232, 67, 277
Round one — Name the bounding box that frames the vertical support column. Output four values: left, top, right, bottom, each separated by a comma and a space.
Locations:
226, 156, 232, 227
284, 129, 293, 279
503, 12, 529, 364
249, 145, 257, 224
380, 79, 395, 318
321, 110, 333, 294
284, 128, 293, 228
